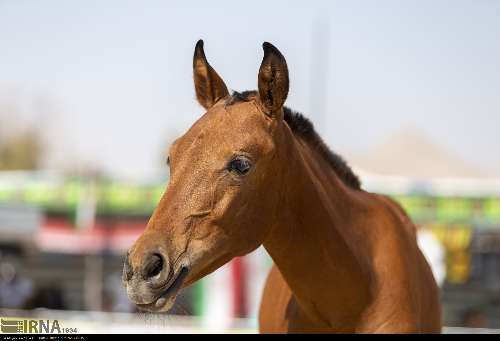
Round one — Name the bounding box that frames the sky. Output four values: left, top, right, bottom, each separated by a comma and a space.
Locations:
0, 0, 499, 177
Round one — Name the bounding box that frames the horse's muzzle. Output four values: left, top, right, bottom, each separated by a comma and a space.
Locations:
122, 249, 189, 312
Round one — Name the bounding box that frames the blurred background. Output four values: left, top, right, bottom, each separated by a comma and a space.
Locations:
1, 0, 500, 333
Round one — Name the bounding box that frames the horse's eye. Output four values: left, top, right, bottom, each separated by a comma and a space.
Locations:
228, 156, 252, 175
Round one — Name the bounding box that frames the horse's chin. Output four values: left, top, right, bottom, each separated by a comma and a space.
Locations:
135, 293, 178, 313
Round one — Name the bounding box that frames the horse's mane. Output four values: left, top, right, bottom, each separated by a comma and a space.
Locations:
226, 91, 361, 190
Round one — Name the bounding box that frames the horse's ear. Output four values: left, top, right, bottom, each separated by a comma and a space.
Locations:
258, 42, 289, 117
193, 40, 229, 110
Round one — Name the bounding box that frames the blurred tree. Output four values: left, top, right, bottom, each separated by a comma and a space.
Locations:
0, 129, 42, 170
0, 90, 47, 171
0, 90, 94, 173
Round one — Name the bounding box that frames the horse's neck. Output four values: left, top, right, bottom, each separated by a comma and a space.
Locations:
263, 130, 372, 328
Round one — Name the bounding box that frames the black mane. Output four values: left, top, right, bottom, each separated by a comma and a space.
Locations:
226, 91, 361, 190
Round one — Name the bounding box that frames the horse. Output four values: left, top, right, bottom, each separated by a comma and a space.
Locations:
122, 40, 442, 333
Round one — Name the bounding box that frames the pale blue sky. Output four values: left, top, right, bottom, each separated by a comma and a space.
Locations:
0, 0, 499, 176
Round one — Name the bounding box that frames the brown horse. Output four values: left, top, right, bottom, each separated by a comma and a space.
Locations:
123, 40, 441, 333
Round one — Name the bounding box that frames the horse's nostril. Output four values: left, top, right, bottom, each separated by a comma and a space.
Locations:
143, 253, 164, 279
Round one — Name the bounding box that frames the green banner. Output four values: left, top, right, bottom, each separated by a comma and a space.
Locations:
1, 177, 500, 227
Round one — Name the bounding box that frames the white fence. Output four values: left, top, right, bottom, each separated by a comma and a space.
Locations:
2, 309, 500, 334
